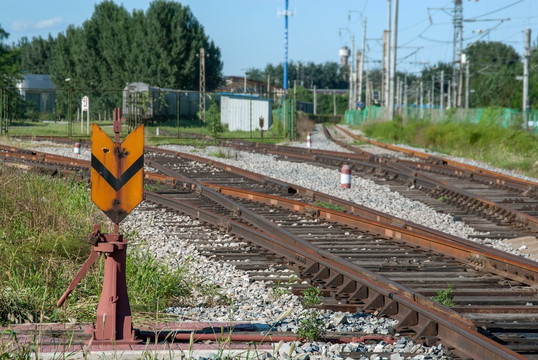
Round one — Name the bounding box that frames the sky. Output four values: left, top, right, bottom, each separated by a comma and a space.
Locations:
1, 0, 537, 78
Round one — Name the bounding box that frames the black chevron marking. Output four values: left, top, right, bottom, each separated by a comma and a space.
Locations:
91, 154, 144, 191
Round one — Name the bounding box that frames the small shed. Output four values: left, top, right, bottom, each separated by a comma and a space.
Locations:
220, 95, 272, 131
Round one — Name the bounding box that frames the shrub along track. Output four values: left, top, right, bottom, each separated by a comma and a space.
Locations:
2, 143, 538, 358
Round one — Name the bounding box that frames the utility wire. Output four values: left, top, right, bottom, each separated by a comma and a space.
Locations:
472, 0, 524, 19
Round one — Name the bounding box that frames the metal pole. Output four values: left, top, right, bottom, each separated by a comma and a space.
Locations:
333, 90, 336, 117
177, 92, 180, 138
349, 32, 355, 110
68, 87, 71, 137
420, 80, 424, 119
404, 74, 408, 108
358, 17, 367, 104
389, 0, 399, 119
431, 73, 435, 110
396, 76, 400, 114
199, 48, 206, 123
447, 80, 452, 109
523, 28, 531, 129
313, 85, 317, 115
453, 0, 463, 108
440, 70, 444, 112
465, 61, 470, 109
284, 0, 289, 96
382, 30, 389, 107
385, 0, 391, 109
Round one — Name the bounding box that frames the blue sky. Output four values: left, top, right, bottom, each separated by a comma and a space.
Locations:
1, 0, 537, 77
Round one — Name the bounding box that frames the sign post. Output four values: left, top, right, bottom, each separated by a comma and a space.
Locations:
57, 108, 144, 345
81, 96, 90, 135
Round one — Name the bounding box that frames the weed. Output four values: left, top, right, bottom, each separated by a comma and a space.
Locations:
362, 116, 538, 178
313, 201, 346, 212
296, 287, 325, 342
0, 329, 37, 359
297, 310, 325, 342
0, 168, 216, 327
437, 195, 448, 202
271, 275, 297, 299
208, 148, 232, 159
432, 284, 455, 307
144, 183, 164, 192
301, 287, 322, 307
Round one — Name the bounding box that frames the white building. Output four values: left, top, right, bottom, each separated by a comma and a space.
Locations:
220, 95, 272, 131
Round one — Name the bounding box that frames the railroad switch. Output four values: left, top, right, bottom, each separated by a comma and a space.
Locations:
57, 223, 140, 345
56, 109, 143, 346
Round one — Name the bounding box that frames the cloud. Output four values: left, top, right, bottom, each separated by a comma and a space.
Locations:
34, 17, 64, 30
11, 17, 64, 32
11, 20, 32, 32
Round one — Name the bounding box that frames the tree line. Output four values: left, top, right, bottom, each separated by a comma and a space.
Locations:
16, 0, 223, 92
247, 41, 538, 110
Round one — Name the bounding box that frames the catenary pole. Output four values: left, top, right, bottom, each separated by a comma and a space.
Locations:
389, 0, 399, 119
523, 28, 531, 129
358, 17, 367, 104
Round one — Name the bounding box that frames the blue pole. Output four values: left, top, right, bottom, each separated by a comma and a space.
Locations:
284, 0, 288, 96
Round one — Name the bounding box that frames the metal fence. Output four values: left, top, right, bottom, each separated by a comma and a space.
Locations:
345, 106, 538, 133
0, 85, 291, 137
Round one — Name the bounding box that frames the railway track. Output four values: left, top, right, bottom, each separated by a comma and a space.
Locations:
143, 153, 538, 359
212, 127, 538, 241
2, 142, 538, 358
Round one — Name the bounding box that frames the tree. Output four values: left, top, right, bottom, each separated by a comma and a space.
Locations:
205, 100, 222, 138
0, 25, 27, 120
0, 25, 22, 88
17, 35, 55, 74
465, 41, 521, 107
252, 61, 349, 90
43, 1, 223, 92
420, 62, 453, 106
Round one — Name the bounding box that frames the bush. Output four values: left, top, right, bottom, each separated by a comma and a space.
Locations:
360, 116, 538, 178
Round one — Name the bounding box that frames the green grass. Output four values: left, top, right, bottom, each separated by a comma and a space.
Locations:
361, 117, 538, 178
313, 201, 346, 212
431, 284, 456, 307
0, 166, 217, 326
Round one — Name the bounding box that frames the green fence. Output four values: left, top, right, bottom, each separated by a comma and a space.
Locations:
345, 106, 538, 133
273, 99, 297, 140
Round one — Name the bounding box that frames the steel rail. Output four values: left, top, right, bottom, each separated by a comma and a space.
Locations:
144, 187, 526, 360
333, 124, 538, 190
321, 126, 538, 233
147, 149, 538, 285
206, 184, 538, 286
0, 145, 175, 185
4, 144, 537, 286
1, 143, 533, 358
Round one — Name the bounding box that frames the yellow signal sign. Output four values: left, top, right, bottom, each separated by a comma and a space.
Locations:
91, 124, 144, 223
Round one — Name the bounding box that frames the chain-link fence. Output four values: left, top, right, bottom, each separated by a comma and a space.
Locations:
0, 85, 297, 139
345, 106, 538, 133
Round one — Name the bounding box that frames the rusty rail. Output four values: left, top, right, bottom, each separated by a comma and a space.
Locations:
333, 124, 538, 192
144, 184, 526, 360
2, 143, 534, 358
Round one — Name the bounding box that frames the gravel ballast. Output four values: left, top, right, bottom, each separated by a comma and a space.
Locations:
6, 128, 536, 359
